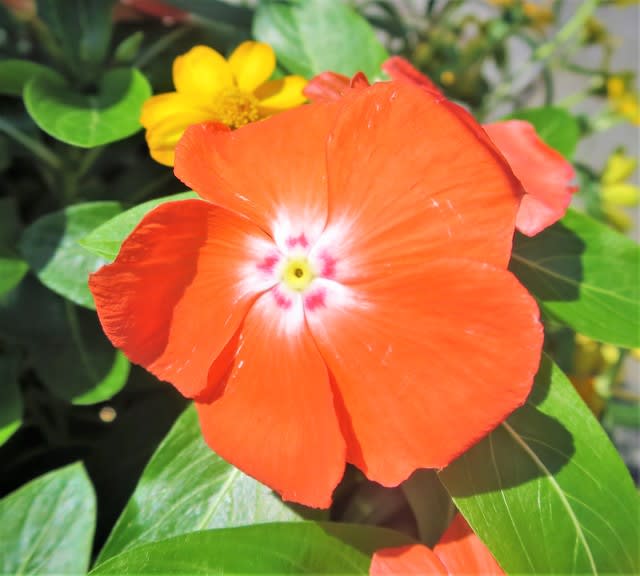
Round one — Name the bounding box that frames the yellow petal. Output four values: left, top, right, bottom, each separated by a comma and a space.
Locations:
602, 203, 633, 232
173, 45, 233, 99
601, 182, 640, 206
255, 75, 308, 116
140, 92, 211, 129
145, 108, 215, 166
228, 41, 276, 93
602, 151, 637, 184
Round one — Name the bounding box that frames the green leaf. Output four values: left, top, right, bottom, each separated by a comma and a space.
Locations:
80, 191, 197, 261
93, 522, 411, 574
510, 208, 640, 347
440, 355, 640, 574
0, 353, 21, 446
0, 276, 129, 404
97, 405, 304, 563
24, 68, 151, 148
35, 0, 114, 82
0, 462, 96, 575
401, 470, 455, 547
506, 106, 580, 159
254, 0, 388, 78
19, 202, 122, 309
0, 59, 58, 97
0, 253, 28, 297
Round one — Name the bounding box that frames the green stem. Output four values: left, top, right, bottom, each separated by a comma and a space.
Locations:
534, 0, 601, 61
76, 146, 104, 180
135, 26, 191, 69
0, 117, 62, 170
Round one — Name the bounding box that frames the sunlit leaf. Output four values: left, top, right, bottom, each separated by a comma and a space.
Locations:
510, 208, 640, 348
24, 68, 151, 147
440, 355, 640, 574
254, 0, 388, 78
80, 192, 197, 261
19, 202, 122, 309
97, 405, 304, 563
0, 463, 96, 575
93, 523, 411, 574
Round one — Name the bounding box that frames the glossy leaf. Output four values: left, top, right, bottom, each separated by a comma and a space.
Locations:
254, 0, 388, 78
98, 405, 304, 563
0, 59, 58, 97
440, 355, 640, 574
93, 522, 412, 574
0, 462, 96, 575
19, 202, 122, 309
507, 106, 580, 159
24, 68, 151, 147
0, 353, 21, 446
80, 191, 197, 261
510, 208, 640, 347
0, 275, 129, 404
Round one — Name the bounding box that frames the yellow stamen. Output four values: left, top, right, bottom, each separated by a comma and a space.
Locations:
211, 87, 260, 128
282, 258, 315, 292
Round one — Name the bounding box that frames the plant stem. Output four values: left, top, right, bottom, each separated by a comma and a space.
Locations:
0, 117, 61, 170
134, 26, 191, 69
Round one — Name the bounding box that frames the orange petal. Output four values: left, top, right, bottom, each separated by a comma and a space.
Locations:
484, 120, 577, 237
174, 101, 341, 247
89, 200, 276, 399
434, 514, 504, 574
371, 545, 448, 575
382, 56, 442, 96
303, 71, 353, 102
195, 292, 345, 508
319, 82, 522, 284
306, 260, 542, 485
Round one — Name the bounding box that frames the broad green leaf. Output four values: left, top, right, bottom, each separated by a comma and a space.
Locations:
97, 405, 303, 563
35, 0, 114, 82
0, 275, 129, 404
0, 353, 21, 446
440, 355, 640, 574
80, 191, 197, 261
0, 253, 28, 296
510, 208, 640, 347
93, 522, 411, 574
0, 59, 58, 97
254, 0, 388, 78
19, 202, 122, 309
507, 106, 580, 159
24, 68, 151, 147
402, 470, 455, 547
0, 462, 96, 575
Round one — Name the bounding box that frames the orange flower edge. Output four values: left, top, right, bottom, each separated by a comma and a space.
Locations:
371, 514, 504, 575
90, 80, 543, 507
307, 57, 577, 236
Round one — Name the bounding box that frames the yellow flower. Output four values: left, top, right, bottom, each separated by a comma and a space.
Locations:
600, 149, 640, 231
607, 75, 640, 126
141, 42, 308, 166
522, 1, 554, 30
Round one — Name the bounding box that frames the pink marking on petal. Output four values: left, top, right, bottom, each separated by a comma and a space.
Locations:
319, 253, 337, 278
304, 288, 326, 311
257, 254, 280, 274
272, 287, 292, 309
286, 233, 309, 249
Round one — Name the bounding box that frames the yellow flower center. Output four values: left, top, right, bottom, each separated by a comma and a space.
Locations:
212, 87, 260, 128
282, 258, 315, 292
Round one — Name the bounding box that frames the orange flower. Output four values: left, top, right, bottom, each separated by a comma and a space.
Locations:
306, 57, 577, 236
371, 514, 504, 575
90, 81, 542, 507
